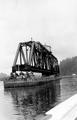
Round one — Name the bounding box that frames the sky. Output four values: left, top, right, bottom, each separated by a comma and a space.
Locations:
0, 0, 77, 74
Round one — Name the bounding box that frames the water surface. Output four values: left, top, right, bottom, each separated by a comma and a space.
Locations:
0, 77, 77, 120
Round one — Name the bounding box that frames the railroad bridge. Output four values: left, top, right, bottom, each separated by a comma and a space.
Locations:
12, 41, 59, 76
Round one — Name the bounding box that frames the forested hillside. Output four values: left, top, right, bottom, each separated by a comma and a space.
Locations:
60, 56, 77, 75
0, 73, 9, 81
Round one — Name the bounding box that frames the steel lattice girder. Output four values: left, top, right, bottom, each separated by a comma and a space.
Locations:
12, 41, 59, 75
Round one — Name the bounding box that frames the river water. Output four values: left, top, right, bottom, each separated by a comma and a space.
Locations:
0, 77, 77, 120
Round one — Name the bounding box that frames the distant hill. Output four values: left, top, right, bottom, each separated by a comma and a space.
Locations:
0, 73, 8, 78
60, 56, 77, 75
0, 73, 9, 81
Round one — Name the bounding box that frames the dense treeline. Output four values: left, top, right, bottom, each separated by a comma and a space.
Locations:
60, 56, 77, 75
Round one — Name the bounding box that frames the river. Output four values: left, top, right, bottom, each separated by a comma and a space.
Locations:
0, 77, 77, 120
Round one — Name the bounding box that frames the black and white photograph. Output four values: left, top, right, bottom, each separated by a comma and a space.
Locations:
0, 0, 77, 120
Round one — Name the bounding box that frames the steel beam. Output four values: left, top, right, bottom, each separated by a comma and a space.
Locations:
12, 41, 59, 75
13, 43, 20, 66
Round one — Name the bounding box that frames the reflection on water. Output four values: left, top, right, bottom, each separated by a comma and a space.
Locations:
0, 77, 77, 120
4, 80, 60, 120
60, 77, 77, 101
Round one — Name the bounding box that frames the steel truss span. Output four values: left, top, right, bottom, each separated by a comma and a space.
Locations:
12, 41, 59, 76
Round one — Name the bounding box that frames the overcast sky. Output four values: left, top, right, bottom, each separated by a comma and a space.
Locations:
0, 0, 77, 74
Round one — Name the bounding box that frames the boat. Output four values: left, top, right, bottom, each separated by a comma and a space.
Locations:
4, 40, 60, 88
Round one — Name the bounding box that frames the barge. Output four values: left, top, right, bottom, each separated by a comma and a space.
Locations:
4, 40, 60, 88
